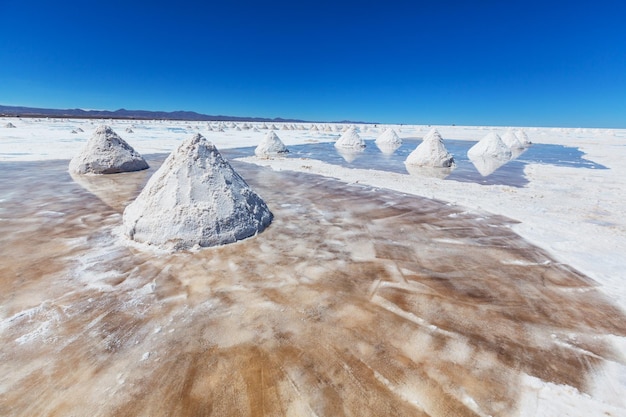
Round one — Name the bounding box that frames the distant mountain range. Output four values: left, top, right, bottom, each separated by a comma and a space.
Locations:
0, 104, 372, 124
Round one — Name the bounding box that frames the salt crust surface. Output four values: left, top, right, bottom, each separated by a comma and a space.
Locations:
405, 128, 454, 168
254, 130, 287, 157
122, 134, 272, 251
68, 125, 149, 174
2, 118, 626, 417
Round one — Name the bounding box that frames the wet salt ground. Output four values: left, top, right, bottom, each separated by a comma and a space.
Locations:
227, 139, 608, 187
1, 155, 625, 417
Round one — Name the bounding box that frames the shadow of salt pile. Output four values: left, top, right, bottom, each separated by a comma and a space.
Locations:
1, 157, 625, 417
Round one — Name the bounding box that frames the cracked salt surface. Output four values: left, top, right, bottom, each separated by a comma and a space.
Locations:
1, 154, 625, 416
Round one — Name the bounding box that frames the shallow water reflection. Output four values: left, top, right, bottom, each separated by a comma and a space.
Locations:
0, 156, 624, 417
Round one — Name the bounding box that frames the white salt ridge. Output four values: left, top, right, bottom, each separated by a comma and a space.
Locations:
501, 130, 525, 149
375, 128, 403, 146
335, 126, 366, 149
254, 130, 288, 158
467, 132, 512, 160
69, 125, 149, 174
405, 128, 454, 168
123, 134, 272, 251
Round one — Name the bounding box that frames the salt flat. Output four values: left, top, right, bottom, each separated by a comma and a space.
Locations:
1, 118, 625, 416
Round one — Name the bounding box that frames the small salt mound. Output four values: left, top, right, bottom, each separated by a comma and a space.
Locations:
467, 132, 512, 160
4, 122, 16, 128
405, 128, 454, 168
375, 128, 403, 146
501, 130, 525, 149
255, 131, 288, 158
69, 125, 149, 174
515, 130, 532, 146
125, 127, 134, 133
335, 126, 366, 149
123, 134, 273, 251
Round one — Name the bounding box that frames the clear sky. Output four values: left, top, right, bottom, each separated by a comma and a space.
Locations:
1, 0, 625, 127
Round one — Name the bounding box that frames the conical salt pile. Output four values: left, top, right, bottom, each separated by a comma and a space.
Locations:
4, 122, 16, 128
515, 130, 532, 146
375, 128, 403, 146
405, 128, 454, 167
255, 131, 288, 157
123, 134, 273, 251
501, 130, 525, 149
69, 125, 149, 174
335, 126, 366, 149
467, 132, 512, 160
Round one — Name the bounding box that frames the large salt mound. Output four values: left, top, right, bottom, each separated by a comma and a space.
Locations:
255, 130, 288, 158
375, 128, 402, 146
335, 126, 366, 149
123, 134, 273, 251
69, 125, 149, 174
467, 132, 512, 160
405, 128, 454, 168
501, 130, 525, 149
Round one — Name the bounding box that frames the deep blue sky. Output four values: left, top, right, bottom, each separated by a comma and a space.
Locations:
1, 1, 625, 127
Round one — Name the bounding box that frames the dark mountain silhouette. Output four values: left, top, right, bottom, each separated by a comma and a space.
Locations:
0, 105, 375, 124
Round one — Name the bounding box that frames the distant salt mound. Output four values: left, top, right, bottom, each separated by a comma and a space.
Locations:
515, 130, 532, 146
501, 130, 525, 149
255, 131, 288, 158
69, 125, 149, 174
467, 132, 512, 160
335, 126, 366, 149
405, 128, 454, 168
125, 127, 134, 133
375, 128, 403, 146
4, 122, 16, 128
123, 134, 272, 251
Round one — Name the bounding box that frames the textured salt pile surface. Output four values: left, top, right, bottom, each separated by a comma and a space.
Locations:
255, 130, 288, 157
123, 135, 272, 250
405, 129, 454, 168
1, 156, 625, 416
69, 125, 149, 174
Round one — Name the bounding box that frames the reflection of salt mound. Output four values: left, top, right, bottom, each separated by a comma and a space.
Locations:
405, 164, 453, 179
335, 126, 365, 149
69, 125, 149, 174
4, 122, 16, 128
255, 131, 288, 158
501, 131, 525, 149
376, 142, 401, 156
375, 128, 402, 146
467, 132, 512, 160
123, 134, 273, 251
336, 147, 364, 163
468, 155, 509, 177
70, 169, 151, 211
405, 128, 454, 168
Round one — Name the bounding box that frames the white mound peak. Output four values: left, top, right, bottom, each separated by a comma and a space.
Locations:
405, 128, 454, 168
123, 134, 273, 251
69, 125, 149, 174
335, 126, 366, 149
255, 130, 288, 158
376, 128, 403, 146
467, 132, 512, 160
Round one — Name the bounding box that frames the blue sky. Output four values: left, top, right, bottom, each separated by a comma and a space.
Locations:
1, 0, 625, 127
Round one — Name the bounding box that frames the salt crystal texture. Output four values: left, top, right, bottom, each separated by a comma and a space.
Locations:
123, 134, 272, 251
467, 132, 512, 160
69, 125, 148, 174
255, 131, 288, 158
335, 126, 366, 149
405, 128, 454, 168
375, 128, 403, 146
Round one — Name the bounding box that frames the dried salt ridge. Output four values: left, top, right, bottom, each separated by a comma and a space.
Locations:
254, 130, 288, 158
335, 126, 366, 149
375, 128, 403, 146
405, 128, 455, 168
69, 125, 149, 174
123, 134, 273, 251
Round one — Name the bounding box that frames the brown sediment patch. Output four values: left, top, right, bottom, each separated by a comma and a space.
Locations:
0, 155, 625, 416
